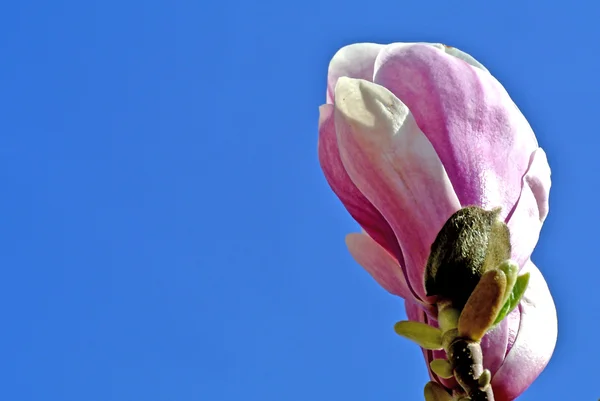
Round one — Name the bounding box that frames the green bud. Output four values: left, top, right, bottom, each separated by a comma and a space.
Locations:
424, 381, 453, 401
437, 300, 460, 333
497, 260, 519, 305
493, 272, 531, 326
441, 328, 459, 351
478, 369, 491, 388
393, 320, 443, 350
430, 358, 454, 379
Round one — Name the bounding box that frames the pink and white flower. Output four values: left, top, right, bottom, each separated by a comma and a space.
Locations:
318, 42, 557, 400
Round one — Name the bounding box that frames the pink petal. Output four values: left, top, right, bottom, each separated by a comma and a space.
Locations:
318, 103, 404, 264
345, 232, 412, 299
326, 42, 486, 104
333, 77, 461, 302
326, 43, 385, 103
373, 43, 539, 216
504, 306, 521, 355
491, 260, 557, 401
507, 148, 552, 267
479, 317, 509, 376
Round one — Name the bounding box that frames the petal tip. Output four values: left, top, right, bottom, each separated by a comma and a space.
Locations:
318, 104, 333, 128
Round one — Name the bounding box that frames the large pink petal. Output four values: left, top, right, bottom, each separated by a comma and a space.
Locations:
345, 232, 412, 300
507, 148, 552, 267
492, 261, 557, 401
373, 43, 538, 216
333, 77, 461, 302
326, 43, 384, 103
318, 104, 404, 266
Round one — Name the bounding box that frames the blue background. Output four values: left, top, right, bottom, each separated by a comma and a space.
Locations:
0, 1, 596, 400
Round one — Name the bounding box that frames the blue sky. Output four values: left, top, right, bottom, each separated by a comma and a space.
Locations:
0, 1, 598, 400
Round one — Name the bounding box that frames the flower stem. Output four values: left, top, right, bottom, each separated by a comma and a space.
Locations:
446, 336, 494, 401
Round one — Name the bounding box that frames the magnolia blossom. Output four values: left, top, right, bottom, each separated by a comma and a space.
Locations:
318, 43, 557, 400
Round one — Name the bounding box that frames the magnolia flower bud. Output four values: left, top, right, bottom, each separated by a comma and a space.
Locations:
318, 42, 557, 400
425, 206, 511, 309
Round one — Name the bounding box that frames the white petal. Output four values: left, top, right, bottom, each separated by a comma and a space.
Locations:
333, 77, 460, 301
326, 43, 385, 103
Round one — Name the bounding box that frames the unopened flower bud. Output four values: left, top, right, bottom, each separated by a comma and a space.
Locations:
425, 206, 511, 309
